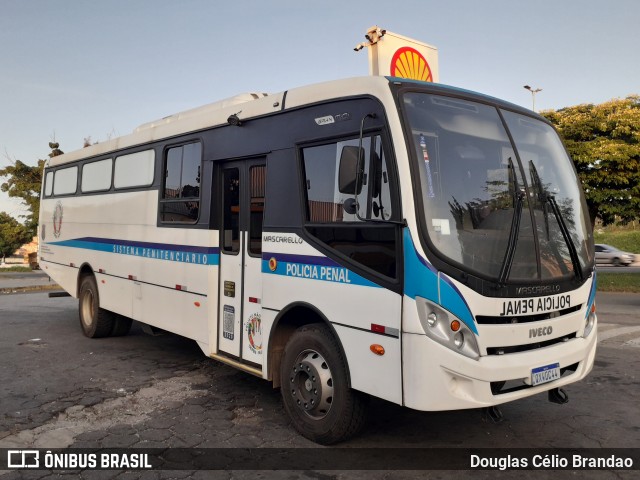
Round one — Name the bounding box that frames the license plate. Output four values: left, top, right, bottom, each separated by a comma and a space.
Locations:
531, 362, 560, 386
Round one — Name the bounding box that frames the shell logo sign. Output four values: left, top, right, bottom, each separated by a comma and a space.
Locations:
390, 46, 433, 82
356, 26, 439, 83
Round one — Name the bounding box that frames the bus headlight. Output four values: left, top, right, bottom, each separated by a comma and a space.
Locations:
453, 331, 465, 349
584, 304, 597, 338
416, 297, 480, 360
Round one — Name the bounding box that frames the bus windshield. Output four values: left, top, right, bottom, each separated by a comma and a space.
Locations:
402, 92, 593, 282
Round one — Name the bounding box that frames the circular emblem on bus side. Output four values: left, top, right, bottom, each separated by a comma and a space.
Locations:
268, 257, 278, 272
53, 201, 63, 238
390, 46, 433, 82
246, 313, 262, 355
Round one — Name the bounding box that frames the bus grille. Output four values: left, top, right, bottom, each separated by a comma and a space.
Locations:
476, 305, 581, 325
486, 332, 577, 356
490, 362, 579, 395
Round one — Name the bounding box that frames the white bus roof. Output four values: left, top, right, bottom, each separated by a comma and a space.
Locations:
47, 76, 396, 168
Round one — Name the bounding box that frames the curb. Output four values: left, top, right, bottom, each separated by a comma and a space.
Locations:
0, 284, 63, 295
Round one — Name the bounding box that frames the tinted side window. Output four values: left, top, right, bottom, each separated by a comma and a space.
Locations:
302, 135, 394, 223
301, 135, 399, 280
160, 143, 202, 223
222, 167, 240, 253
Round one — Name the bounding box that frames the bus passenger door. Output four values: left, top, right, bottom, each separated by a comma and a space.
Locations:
218, 159, 266, 367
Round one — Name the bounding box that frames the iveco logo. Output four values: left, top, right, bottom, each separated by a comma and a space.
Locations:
516, 285, 561, 296
529, 326, 553, 338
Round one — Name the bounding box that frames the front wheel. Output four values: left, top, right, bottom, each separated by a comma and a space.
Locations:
78, 275, 115, 338
280, 324, 367, 444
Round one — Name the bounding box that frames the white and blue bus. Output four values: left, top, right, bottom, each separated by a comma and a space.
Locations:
39, 76, 597, 444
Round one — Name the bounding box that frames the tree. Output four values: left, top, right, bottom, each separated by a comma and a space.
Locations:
0, 212, 32, 259
0, 142, 63, 236
541, 96, 640, 226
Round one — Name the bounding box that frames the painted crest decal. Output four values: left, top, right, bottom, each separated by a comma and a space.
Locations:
53, 201, 63, 238
246, 313, 262, 355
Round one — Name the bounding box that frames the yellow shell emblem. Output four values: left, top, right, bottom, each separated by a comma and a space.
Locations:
390, 47, 433, 82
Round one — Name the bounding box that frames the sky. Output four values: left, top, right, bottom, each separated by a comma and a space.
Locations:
1, 0, 639, 219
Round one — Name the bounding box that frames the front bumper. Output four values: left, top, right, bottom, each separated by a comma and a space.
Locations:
402, 327, 597, 411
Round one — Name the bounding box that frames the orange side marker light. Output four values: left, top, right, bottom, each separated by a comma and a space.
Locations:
370, 344, 385, 356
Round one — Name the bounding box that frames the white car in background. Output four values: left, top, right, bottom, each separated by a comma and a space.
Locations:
595, 244, 635, 266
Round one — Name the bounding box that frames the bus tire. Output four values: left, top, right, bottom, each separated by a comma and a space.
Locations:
110, 315, 132, 337
78, 275, 114, 338
280, 323, 367, 444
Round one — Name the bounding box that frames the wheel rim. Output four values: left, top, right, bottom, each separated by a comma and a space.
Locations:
289, 349, 334, 419
81, 289, 94, 328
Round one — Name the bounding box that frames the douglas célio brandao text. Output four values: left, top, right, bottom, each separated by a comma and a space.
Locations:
470, 453, 634, 470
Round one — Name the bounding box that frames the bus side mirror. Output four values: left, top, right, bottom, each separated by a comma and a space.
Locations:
338, 146, 364, 195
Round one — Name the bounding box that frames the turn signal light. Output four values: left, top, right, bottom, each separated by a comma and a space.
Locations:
370, 344, 385, 356
450, 320, 461, 332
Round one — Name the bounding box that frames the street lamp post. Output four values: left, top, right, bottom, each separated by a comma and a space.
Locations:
523, 85, 542, 112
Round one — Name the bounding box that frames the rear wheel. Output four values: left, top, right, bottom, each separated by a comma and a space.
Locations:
78, 275, 115, 338
280, 324, 367, 444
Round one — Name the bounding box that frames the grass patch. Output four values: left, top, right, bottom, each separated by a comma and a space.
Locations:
594, 230, 640, 253
0, 266, 32, 273
596, 272, 640, 293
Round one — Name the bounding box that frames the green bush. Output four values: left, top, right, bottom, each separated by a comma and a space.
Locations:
597, 273, 640, 293
0, 266, 32, 272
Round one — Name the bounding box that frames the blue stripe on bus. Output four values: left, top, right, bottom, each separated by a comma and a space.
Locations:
262, 252, 382, 288
403, 229, 478, 335
47, 237, 220, 266
586, 270, 597, 316
439, 274, 477, 335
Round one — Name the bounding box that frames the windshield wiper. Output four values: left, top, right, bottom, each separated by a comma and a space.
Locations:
498, 158, 524, 285
544, 194, 584, 282
528, 161, 583, 282
528, 160, 550, 240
